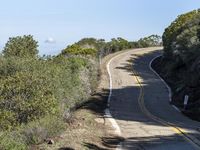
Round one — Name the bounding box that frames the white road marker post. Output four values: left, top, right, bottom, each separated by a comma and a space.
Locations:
184, 95, 189, 110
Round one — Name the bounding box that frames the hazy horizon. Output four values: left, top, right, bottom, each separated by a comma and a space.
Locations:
1, 0, 200, 55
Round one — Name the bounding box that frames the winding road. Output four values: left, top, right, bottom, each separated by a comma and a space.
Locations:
106, 48, 200, 150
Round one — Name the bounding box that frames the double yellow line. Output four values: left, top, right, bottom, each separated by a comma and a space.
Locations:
133, 68, 200, 149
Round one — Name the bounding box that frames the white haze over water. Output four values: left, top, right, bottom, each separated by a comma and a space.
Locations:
0, 42, 66, 56
39, 42, 66, 56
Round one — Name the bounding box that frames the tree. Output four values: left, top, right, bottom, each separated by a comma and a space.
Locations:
61, 44, 97, 56
136, 35, 161, 48
2, 35, 38, 58
197, 22, 200, 41
162, 10, 200, 58
117, 37, 131, 50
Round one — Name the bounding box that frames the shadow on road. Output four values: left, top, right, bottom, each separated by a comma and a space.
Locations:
81, 50, 200, 149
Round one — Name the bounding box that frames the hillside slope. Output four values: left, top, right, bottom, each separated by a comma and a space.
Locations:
154, 9, 200, 121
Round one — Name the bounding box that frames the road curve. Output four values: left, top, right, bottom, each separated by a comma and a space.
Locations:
107, 48, 200, 150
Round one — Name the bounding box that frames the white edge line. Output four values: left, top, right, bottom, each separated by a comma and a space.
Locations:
105, 49, 149, 150
105, 55, 121, 136
149, 55, 200, 149
105, 48, 161, 150
149, 55, 181, 113
172, 105, 181, 112
105, 50, 141, 150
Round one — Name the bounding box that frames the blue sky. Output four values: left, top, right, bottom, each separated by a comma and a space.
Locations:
1, 0, 200, 55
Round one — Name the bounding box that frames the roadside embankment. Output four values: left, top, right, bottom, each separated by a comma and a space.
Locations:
151, 56, 200, 122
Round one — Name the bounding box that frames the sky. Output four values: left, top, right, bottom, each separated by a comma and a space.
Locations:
1, 0, 200, 55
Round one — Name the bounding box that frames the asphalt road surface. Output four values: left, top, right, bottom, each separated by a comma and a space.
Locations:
107, 48, 200, 150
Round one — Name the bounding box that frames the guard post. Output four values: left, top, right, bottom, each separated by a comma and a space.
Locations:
184, 95, 189, 110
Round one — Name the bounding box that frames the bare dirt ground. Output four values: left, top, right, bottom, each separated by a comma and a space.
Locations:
36, 50, 131, 150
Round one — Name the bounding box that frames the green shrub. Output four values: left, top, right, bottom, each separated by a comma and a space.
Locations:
62, 44, 97, 56
2, 35, 38, 58
0, 54, 98, 130
21, 115, 66, 145
0, 132, 27, 150
0, 115, 66, 149
0, 110, 16, 131
162, 9, 200, 59
0, 36, 99, 149
0, 71, 58, 130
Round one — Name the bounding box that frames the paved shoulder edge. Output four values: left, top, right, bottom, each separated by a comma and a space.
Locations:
148, 55, 200, 149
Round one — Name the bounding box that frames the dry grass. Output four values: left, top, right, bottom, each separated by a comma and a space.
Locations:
36, 108, 109, 150
32, 50, 132, 150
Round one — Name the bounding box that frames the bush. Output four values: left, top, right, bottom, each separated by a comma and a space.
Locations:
0, 54, 99, 149
21, 115, 66, 145
1, 34, 163, 148
0, 132, 27, 150
2, 35, 38, 58
0, 71, 58, 130
0, 33, 162, 149
61, 44, 97, 56
162, 9, 200, 59
160, 9, 200, 120
0, 115, 66, 150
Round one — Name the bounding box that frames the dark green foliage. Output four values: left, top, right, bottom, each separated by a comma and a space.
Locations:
0, 55, 98, 130
163, 10, 200, 58
137, 35, 162, 48
108, 37, 130, 52
76, 38, 105, 50
61, 36, 161, 58
197, 22, 200, 41
0, 50, 98, 149
0, 58, 58, 130
62, 44, 97, 56
2, 35, 38, 58
0, 34, 160, 149
0, 71, 58, 129
161, 9, 200, 120
162, 9, 200, 69
0, 132, 27, 150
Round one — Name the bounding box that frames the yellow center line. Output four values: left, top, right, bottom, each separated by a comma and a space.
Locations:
132, 64, 200, 149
